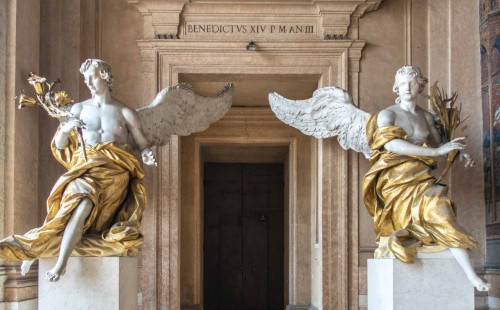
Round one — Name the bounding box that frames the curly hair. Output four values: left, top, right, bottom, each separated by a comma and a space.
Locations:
79, 59, 114, 92
392, 65, 428, 95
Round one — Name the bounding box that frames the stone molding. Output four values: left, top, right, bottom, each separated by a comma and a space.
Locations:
287, 304, 313, 310
135, 39, 364, 309
2, 263, 38, 302
128, 0, 382, 39
182, 304, 313, 309
180, 305, 203, 310
128, 1, 188, 39
185, 115, 299, 306
136, 40, 365, 104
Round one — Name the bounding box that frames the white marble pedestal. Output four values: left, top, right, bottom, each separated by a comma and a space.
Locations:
368, 250, 474, 310
38, 257, 137, 310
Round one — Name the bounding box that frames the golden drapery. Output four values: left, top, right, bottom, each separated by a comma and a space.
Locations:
362, 114, 478, 263
0, 130, 146, 261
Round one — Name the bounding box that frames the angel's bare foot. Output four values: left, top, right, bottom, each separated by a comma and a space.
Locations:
20, 260, 34, 276
449, 248, 492, 291
45, 265, 66, 282
44, 197, 92, 282
471, 275, 491, 292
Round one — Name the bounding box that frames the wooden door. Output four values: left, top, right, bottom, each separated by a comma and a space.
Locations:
204, 163, 284, 310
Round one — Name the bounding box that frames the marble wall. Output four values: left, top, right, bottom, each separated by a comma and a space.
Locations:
0, 0, 491, 309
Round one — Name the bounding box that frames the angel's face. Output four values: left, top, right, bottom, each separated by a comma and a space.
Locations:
83, 66, 108, 97
396, 74, 420, 102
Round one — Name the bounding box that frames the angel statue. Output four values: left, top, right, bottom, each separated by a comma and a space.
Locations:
269, 65, 491, 291
1, 59, 233, 281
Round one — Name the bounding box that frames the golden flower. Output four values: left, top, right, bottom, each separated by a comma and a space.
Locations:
28, 72, 47, 95
53, 91, 74, 107
17, 93, 37, 109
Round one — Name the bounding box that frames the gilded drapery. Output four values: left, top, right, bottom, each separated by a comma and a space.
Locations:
0, 130, 146, 261
362, 114, 478, 263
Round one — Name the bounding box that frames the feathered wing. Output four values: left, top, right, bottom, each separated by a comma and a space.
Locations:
269, 87, 372, 159
137, 83, 234, 147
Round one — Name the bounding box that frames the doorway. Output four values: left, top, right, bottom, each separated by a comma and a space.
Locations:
203, 163, 285, 310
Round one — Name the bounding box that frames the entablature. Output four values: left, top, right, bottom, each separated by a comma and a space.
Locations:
128, 0, 382, 40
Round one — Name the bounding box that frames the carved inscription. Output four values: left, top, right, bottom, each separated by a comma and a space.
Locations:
186, 24, 316, 35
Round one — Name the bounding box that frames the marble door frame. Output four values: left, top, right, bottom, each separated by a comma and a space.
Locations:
137, 40, 363, 309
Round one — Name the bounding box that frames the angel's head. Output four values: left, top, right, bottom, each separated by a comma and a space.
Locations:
393, 66, 428, 103
80, 59, 114, 95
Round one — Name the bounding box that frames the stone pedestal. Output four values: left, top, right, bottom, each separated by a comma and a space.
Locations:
368, 250, 474, 310
38, 257, 137, 310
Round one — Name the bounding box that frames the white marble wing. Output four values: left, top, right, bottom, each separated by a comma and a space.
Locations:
137, 83, 233, 147
269, 86, 372, 159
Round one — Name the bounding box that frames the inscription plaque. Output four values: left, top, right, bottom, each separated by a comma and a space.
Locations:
183, 22, 317, 39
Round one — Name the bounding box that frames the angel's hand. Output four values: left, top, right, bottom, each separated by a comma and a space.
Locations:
435, 137, 466, 156
459, 153, 475, 168
60, 118, 85, 134
141, 147, 157, 166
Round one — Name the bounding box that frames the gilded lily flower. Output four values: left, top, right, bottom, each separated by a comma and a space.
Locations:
17, 93, 37, 109
28, 72, 47, 95
53, 91, 74, 107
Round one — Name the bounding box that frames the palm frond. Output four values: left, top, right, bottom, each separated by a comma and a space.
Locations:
430, 82, 467, 183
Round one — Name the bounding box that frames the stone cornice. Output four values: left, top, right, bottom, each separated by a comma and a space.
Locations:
136, 39, 366, 49
128, 0, 383, 39
128, 1, 188, 39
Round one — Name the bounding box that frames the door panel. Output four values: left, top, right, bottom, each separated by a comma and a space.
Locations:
204, 163, 284, 310
204, 164, 243, 308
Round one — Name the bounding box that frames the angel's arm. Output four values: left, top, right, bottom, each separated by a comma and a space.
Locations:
378, 110, 464, 157
424, 110, 475, 167
123, 107, 157, 166
54, 103, 83, 149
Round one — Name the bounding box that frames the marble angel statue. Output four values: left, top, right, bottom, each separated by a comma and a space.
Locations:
269, 65, 491, 291
2, 59, 233, 281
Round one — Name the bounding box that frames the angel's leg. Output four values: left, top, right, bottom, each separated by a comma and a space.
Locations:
449, 247, 491, 291
21, 259, 34, 276
46, 197, 92, 282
